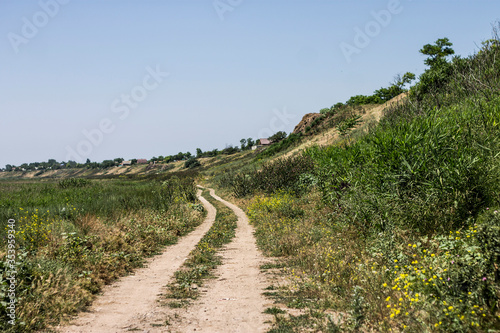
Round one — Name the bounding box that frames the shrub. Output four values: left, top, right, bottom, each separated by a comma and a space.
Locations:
378, 212, 500, 331
58, 178, 91, 189
184, 158, 201, 169
225, 155, 314, 198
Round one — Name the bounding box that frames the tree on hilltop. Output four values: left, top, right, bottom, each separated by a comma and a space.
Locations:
420, 37, 455, 68
269, 131, 287, 143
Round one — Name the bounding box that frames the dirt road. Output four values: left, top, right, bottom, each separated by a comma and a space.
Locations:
169, 188, 272, 332
58, 188, 270, 333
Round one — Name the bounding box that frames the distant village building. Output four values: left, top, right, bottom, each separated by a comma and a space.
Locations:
137, 159, 148, 164
259, 138, 272, 145
252, 138, 272, 150
121, 160, 132, 166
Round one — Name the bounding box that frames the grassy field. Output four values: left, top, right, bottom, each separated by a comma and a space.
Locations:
0, 175, 203, 332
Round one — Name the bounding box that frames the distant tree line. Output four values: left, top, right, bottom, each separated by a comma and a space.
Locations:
2, 133, 286, 172
2, 158, 132, 172
318, 72, 416, 115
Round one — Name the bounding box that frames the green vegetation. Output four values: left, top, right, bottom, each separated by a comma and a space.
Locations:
184, 158, 202, 169
316, 72, 415, 112
0, 175, 202, 332
216, 154, 314, 198
257, 133, 303, 158
215, 30, 500, 332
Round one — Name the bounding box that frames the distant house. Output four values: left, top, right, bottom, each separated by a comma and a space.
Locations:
121, 160, 132, 166
137, 159, 148, 164
259, 138, 272, 145
252, 138, 273, 150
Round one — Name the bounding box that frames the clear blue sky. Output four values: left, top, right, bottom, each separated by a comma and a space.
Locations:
1, 0, 498, 166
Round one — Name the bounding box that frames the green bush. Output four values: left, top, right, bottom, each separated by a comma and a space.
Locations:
223, 155, 314, 198
58, 178, 91, 189
184, 158, 201, 169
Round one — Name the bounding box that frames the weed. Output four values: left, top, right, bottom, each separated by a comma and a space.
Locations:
264, 307, 287, 315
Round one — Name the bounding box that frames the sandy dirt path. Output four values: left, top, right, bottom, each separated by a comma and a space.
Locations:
168, 187, 272, 333
58, 189, 216, 333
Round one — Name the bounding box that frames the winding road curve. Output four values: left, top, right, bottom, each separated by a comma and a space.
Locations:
58, 187, 270, 333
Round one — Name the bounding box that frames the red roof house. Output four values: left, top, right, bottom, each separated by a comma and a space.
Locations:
259, 138, 272, 145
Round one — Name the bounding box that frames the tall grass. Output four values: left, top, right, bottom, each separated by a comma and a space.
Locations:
229, 29, 500, 331
308, 97, 500, 235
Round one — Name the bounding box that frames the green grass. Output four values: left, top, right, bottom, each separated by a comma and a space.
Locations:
0, 175, 202, 332
264, 307, 287, 315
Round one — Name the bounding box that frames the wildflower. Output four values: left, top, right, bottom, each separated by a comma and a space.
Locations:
482, 277, 487, 281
